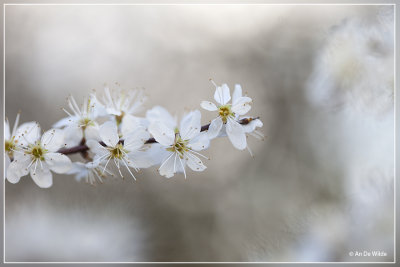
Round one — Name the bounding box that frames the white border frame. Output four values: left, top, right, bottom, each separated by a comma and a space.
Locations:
2, 2, 396, 264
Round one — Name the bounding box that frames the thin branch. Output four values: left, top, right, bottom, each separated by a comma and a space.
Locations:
58, 117, 260, 155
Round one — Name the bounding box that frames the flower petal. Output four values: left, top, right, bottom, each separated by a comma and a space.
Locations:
180, 110, 201, 140
84, 123, 100, 141
127, 151, 156, 168
241, 117, 263, 133
6, 154, 30, 183
87, 139, 108, 156
232, 84, 243, 105
63, 124, 83, 148
124, 127, 150, 152
45, 153, 72, 174
231, 96, 252, 115
200, 101, 218, 111
41, 129, 65, 152
214, 84, 231, 105
226, 118, 246, 150
146, 106, 177, 130
30, 165, 53, 188
185, 152, 206, 172
121, 114, 141, 137
4, 119, 10, 140
148, 122, 175, 147
188, 132, 210, 151
158, 152, 176, 178
17, 122, 41, 146
99, 121, 119, 147
52, 116, 77, 128
207, 117, 223, 139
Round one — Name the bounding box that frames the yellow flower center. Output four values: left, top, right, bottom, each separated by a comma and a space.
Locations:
28, 144, 47, 161
79, 117, 94, 130
5, 138, 16, 158
218, 105, 235, 123
167, 134, 189, 159
108, 143, 127, 160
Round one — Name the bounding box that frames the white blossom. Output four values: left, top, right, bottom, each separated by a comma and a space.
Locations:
53, 95, 102, 147
98, 87, 147, 131
6, 124, 72, 188
148, 109, 209, 178
201, 83, 252, 150
86, 121, 151, 180
67, 161, 114, 185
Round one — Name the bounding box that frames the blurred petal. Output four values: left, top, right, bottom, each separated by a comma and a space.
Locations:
99, 121, 119, 147
207, 117, 223, 139
231, 96, 252, 115
242, 118, 263, 133
185, 152, 206, 172
180, 110, 201, 140
45, 153, 72, 174
121, 114, 141, 137
4, 119, 10, 140
30, 165, 53, 188
226, 118, 246, 150
87, 139, 108, 155
188, 132, 210, 151
41, 129, 65, 152
146, 106, 177, 130
148, 122, 175, 147
124, 127, 149, 152
6, 155, 30, 183
232, 84, 243, 105
158, 152, 176, 178
214, 84, 231, 105
17, 122, 41, 146
200, 101, 218, 111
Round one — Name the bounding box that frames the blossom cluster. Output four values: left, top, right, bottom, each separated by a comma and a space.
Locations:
5, 81, 263, 188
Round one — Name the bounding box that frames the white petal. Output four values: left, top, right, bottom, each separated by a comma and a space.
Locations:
231, 96, 252, 115
207, 117, 223, 139
89, 93, 108, 118
148, 122, 175, 147
30, 165, 53, 188
17, 122, 41, 146
188, 132, 210, 151
99, 121, 119, 147
158, 152, 177, 178
5, 155, 11, 178
45, 153, 72, 173
139, 143, 168, 166
146, 106, 177, 130
66, 162, 89, 182
52, 116, 77, 128
185, 152, 207, 172
180, 110, 201, 140
4, 119, 10, 140
86, 139, 108, 156
121, 114, 141, 137
214, 84, 231, 105
200, 101, 218, 111
63, 124, 83, 148
241, 118, 263, 133
84, 123, 100, 141
41, 129, 65, 152
226, 118, 247, 150
14, 122, 39, 143
127, 151, 156, 168
123, 127, 149, 152
6, 155, 30, 183
232, 84, 243, 105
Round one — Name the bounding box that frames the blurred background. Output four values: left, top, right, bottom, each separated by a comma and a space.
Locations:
4, 4, 394, 262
